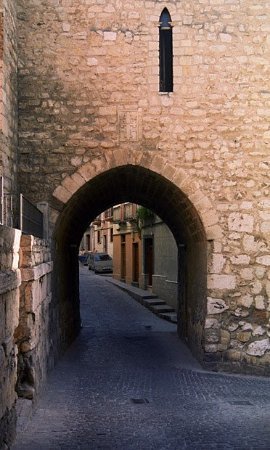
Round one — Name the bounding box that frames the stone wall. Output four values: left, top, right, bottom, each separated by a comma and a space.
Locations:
0, 4, 3, 129
16, 0, 270, 374
0, 227, 53, 448
15, 235, 53, 402
0, 225, 21, 449
0, 0, 18, 226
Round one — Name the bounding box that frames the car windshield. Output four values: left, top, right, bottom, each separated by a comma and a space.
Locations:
94, 254, 112, 261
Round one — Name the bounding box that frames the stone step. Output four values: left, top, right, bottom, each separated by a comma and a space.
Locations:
150, 304, 175, 314
160, 312, 177, 323
141, 294, 158, 300
143, 298, 166, 306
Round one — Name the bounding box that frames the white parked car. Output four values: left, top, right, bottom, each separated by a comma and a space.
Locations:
87, 252, 113, 274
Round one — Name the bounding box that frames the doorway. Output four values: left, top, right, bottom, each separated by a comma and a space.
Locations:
120, 234, 126, 281
144, 237, 154, 287
132, 242, 139, 284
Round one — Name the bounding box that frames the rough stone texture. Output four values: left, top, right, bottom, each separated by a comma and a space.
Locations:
1, 0, 269, 381
0, 225, 21, 450
0, 0, 18, 225
15, 235, 53, 403
0, 226, 53, 449
11, 269, 270, 450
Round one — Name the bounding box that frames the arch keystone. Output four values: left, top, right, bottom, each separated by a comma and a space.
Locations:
112, 149, 129, 167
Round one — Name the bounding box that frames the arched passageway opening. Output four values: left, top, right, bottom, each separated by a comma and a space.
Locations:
53, 165, 207, 361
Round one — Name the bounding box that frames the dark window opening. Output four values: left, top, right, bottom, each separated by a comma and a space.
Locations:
159, 8, 173, 93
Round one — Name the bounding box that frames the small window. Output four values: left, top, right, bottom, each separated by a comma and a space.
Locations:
159, 8, 173, 92
110, 228, 113, 242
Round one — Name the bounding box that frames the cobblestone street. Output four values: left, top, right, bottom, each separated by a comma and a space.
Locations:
13, 266, 270, 450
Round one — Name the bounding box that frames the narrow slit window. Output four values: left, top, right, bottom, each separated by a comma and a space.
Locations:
159, 8, 173, 92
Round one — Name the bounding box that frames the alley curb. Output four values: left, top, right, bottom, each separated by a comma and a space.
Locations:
105, 277, 177, 324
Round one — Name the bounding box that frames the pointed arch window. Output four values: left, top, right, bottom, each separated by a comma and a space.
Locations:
159, 8, 173, 92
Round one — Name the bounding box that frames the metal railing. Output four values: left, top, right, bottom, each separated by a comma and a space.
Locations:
0, 177, 44, 238
113, 205, 122, 223
92, 214, 101, 225
20, 194, 44, 238
104, 207, 113, 220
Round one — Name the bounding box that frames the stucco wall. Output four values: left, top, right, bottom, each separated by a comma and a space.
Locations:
142, 220, 179, 309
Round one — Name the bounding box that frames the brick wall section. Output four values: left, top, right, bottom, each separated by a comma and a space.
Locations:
0, 225, 21, 449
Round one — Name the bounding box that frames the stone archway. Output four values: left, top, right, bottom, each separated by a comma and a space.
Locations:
53, 162, 221, 363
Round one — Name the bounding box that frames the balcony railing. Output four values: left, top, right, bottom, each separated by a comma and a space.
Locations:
104, 207, 113, 220
113, 205, 123, 223
113, 203, 138, 224
124, 203, 137, 221
92, 215, 101, 225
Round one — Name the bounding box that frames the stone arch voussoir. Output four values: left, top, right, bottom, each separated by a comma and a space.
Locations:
53, 152, 222, 241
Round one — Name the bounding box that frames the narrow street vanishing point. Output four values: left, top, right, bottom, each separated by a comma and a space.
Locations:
13, 267, 270, 450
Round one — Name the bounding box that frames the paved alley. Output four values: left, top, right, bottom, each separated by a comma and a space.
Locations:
13, 266, 270, 450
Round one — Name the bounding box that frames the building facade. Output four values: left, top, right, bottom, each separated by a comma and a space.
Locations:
1, 0, 270, 445
112, 204, 179, 311
80, 208, 114, 257
113, 203, 142, 285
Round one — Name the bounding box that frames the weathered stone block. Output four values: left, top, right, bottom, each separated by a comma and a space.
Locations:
207, 297, 229, 315
256, 255, 270, 266
247, 339, 270, 356
208, 275, 236, 290
228, 213, 254, 233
